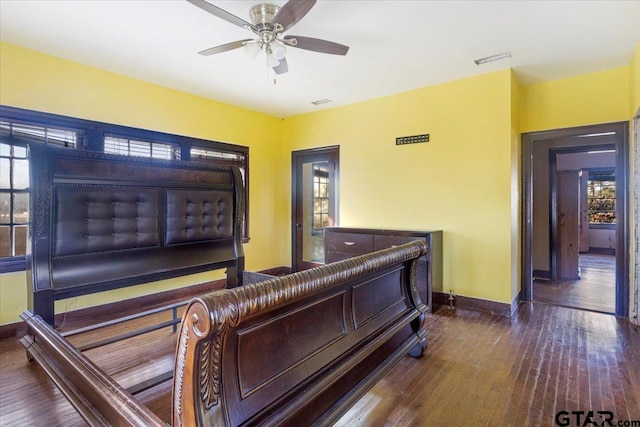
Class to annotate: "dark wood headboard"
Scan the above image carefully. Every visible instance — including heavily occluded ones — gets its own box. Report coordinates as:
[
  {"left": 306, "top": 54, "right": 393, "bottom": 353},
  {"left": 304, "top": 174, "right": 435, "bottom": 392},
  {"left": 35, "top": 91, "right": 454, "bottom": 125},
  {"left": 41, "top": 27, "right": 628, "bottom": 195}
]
[{"left": 27, "top": 144, "right": 245, "bottom": 325}]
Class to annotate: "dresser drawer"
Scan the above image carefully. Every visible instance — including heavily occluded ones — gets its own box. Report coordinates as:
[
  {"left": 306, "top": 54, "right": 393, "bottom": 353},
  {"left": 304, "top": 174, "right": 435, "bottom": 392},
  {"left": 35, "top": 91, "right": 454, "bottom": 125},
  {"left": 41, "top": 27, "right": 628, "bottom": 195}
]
[
  {"left": 374, "top": 235, "right": 428, "bottom": 252},
  {"left": 325, "top": 232, "right": 373, "bottom": 255},
  {"left": 325, "top": 227, "right": 442, "bottom": 314}
]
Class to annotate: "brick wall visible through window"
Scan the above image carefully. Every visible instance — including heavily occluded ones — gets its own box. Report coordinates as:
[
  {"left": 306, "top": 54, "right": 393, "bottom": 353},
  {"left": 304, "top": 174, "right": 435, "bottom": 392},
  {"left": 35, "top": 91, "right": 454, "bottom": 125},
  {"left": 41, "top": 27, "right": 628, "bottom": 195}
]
[{"left": 588, "top": 177, "right": 616, "bottom": 224}]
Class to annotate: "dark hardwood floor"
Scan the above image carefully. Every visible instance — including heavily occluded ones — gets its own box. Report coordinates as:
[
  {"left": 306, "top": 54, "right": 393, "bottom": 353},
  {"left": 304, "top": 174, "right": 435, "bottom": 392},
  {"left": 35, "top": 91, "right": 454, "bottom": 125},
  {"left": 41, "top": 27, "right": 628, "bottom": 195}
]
[
  {"left": 1, "top": 303, "right": 638, "bottom": 426},
  {"left": 534, "top": 253, "right": 616, "bottom": 314}
]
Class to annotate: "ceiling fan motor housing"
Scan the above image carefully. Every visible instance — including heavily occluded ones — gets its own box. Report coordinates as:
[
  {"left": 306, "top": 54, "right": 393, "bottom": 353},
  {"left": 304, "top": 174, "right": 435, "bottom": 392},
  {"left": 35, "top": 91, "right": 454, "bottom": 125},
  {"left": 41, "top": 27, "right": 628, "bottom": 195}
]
[{"left": 250, "top": 4, "right": 280, "bottom": 28}]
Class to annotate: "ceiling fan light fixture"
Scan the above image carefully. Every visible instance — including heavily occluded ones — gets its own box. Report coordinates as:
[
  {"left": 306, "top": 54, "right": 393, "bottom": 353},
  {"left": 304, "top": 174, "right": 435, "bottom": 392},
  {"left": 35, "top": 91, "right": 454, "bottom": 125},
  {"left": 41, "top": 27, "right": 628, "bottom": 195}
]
[
  {"left": 272, "top": 42, "right": 287, "bottom": 60},
  {"left": 244, "top": 41, "right": 262, "bottom": 60}
]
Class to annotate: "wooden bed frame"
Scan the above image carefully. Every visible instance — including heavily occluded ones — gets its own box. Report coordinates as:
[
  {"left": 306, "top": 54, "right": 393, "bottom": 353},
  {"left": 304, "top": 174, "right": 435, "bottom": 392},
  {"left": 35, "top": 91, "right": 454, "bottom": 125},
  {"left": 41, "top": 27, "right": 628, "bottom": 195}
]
[
  {"left": 21, "top": 146, "right": 430, "bottom": 425},
  {"left": 22, "top": 240, "right": 428, "bottom": 426}
]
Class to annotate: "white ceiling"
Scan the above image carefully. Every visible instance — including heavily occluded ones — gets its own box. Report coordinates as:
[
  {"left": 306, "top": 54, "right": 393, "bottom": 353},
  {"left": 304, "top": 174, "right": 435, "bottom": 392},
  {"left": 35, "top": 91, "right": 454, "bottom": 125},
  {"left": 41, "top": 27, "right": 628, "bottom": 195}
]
[{"left": 1, "top": 1, "right": 639, "bottom": 118}]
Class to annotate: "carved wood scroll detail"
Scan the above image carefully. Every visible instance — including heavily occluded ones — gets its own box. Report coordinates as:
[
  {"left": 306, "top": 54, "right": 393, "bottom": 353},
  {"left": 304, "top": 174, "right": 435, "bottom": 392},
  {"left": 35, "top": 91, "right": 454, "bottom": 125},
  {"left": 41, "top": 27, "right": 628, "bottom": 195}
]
[
  {"left": 173, "top": 240, "right": 427, "bottom": 424},
  {"left": 199, "top": 291, "right": 241, "bottom": 409}
]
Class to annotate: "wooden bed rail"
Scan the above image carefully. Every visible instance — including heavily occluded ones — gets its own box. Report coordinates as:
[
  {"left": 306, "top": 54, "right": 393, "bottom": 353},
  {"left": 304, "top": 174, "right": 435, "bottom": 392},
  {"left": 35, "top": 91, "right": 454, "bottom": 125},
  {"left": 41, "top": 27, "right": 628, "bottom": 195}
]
[
  {"left": 21, "top": 240, "right": 428, "bottom": 427},
  {"left": 173, "top": 240, "right": 428, "bottom": 426},
  {"left": 20, "top": 311, "right": 167, "bottom": 427}
]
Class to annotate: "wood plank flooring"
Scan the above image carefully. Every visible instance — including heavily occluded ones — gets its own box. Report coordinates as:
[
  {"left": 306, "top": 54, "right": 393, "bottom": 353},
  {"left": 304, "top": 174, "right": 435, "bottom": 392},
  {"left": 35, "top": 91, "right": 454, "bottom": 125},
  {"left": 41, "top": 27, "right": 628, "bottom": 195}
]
[
  {"left": 1, "top": 303, "right": 639, "bottom": 426},
  {"left": 534, "top": 253, "right": 616, "bottom": 313}
]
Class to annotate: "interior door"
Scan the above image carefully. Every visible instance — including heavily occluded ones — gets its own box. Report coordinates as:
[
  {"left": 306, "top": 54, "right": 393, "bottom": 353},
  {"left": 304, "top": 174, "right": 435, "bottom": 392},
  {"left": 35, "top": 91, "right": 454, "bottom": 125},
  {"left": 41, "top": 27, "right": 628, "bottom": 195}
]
[
  {"left": 292, "top": 147, "right": 339, "bottom": 271},
  {"left": 557, "top": 170, "right": 580, "bottom": 280}
]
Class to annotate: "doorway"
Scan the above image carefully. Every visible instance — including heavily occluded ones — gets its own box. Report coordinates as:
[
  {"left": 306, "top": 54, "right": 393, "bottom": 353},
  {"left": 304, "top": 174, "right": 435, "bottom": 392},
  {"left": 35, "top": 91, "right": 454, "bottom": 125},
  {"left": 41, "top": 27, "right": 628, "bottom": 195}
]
[
  {"left": 291, "top": 146, "right": 339, "bottom": 272},
  {"left": 522, "top": 122, "right": 629, "bottom": 317},
  {"left": 537, "top": 147, "right": 617, "bottom": 313}
]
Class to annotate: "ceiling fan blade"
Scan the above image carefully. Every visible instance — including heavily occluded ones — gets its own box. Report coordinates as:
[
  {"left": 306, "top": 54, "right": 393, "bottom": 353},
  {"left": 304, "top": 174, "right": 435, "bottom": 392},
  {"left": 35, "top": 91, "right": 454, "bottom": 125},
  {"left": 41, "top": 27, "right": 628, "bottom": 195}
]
[
  {"left": 272, "top": 0, "right": 316, "bottom": 32},
  {"left": 198, "top": 39, "right": 253, "bottom": 56},
  {"left": 283, "top": 36, "right": 349, "bottom": 56},
  {"left": 186, "top": 0, "right": 255, "bottom": 30},
  {"left": 273, "top": 57, "right": 289, "bottom": 75}
]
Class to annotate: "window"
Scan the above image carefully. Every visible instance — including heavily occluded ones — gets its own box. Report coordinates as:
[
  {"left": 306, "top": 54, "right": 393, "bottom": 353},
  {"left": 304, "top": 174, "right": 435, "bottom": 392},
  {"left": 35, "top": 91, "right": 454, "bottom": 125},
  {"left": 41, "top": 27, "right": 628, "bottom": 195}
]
[
  {"left": 191, "top": 147, "right": 246, "bottom": 183},
  {"left": 0, "top": 105, "right": 250, "bottom": 272},
  {"left": 587, "top": 171, "right": 615, "bottom": 225},
  {"left": 0, "top": 121, "right": 82, "bottom": 271},
  {"left": 0, "top": 121, "right": 78, "bottom": 148},
  {"left": 0, "top": 142, "right": 29, "bottom": 261},
  {"left": 312, "top": 164, "right": 330, "bottom": 235},
  {"left": 191, "top": 147, "right": 249, "bottom": 238},
  {"left": 104, "top": 135, "right": 180, "bottom": 160}
]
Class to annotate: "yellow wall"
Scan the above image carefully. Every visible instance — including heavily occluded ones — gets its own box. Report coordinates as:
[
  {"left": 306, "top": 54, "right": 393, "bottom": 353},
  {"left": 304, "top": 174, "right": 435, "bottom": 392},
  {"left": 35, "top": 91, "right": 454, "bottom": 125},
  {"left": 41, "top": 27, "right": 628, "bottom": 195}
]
[
  {"left": 0, "top": 42, "right": 288, "bottom": 324},
  {"left": 1, "top": 40, "right": 637, "bottom": 325},
  {"left": 284, "top": 70, "right": 516, "bottom": 304},
  {"left": 520, "top": 67, "right": 630, "bottom": 132},
  {"left": 510, "top": 71, "right": 522, "bottom": 301},
  {"left": 632, "top": 42, "right": 640, "bottom": 116},
  {"left": 0, "top": 272, "right": 26, "bottom": 322}
]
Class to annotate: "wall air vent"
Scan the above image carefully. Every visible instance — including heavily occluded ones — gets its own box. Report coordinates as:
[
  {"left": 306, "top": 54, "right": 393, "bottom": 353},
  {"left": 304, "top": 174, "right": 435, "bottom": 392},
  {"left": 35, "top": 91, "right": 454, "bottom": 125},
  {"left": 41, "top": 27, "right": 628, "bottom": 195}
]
[{"left": 396, "top": 134, "right": 429, "bottom": 145}]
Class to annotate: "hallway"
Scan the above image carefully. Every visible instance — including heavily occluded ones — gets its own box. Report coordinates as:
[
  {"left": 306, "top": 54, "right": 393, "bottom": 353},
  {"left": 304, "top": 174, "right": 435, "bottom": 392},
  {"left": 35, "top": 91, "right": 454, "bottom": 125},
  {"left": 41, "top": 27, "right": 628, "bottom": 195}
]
[{"left": 533, "top": 253, "right": 616, "bottom": 313}]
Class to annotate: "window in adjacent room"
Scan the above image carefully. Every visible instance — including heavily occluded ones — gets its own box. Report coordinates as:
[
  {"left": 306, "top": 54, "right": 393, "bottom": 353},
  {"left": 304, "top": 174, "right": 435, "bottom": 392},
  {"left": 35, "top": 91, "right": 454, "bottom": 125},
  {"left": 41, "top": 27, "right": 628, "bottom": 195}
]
[
  {"left": 311, "top": 164, "right": 330, "bottom": 235},
  {"left": 587, "top": 171, "right": 616, "bottom": 225}
]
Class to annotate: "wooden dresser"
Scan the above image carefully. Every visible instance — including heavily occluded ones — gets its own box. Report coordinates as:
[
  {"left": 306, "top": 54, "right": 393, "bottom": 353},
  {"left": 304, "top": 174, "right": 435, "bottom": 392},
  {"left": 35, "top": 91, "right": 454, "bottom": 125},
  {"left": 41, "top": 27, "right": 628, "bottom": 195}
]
[{"left": 325, "top": 227, "right": 443, "bottom": 312}]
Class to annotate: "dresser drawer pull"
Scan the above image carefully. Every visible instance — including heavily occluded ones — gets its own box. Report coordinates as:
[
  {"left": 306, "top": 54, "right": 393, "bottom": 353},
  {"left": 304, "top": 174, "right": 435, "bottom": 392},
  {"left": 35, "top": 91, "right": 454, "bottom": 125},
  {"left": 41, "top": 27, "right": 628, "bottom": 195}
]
[{"left": 344, "top": 241, "right": 356, "bottom": 246}]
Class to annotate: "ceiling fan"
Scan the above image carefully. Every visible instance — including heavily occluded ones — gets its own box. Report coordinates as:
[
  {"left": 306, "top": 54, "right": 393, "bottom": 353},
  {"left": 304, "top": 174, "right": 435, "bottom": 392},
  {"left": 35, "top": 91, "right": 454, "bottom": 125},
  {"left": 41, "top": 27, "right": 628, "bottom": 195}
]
[{"left": 187, "top": 0, "right": 349, "bottom": 74}]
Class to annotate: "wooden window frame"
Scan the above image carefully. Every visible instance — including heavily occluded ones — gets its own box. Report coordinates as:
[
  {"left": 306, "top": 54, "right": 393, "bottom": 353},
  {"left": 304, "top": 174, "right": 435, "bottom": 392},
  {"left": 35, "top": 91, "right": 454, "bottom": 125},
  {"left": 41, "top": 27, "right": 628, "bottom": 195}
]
[
  {"left": 0, "top": 142, "right": 29, "bottom": 270},
  {"left": 0, "top": 105, "right": 250, "bottom": 273},
  {"left": 311, "top": 163, "right": 330, "bottom": 236}
]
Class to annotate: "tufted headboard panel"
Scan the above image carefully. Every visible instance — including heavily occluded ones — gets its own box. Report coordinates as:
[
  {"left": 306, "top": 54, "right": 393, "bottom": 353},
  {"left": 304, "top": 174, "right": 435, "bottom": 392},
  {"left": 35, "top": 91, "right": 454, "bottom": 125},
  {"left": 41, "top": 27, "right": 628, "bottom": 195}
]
[
  {"left": 54, "top": 186, "right": 160, "bottom": 256},
  {"left": 27, "top": 145, "right": 245, "bottom": 325},
  {"left": 165, "top": 189, "right": 233, "bottom": 245}
]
